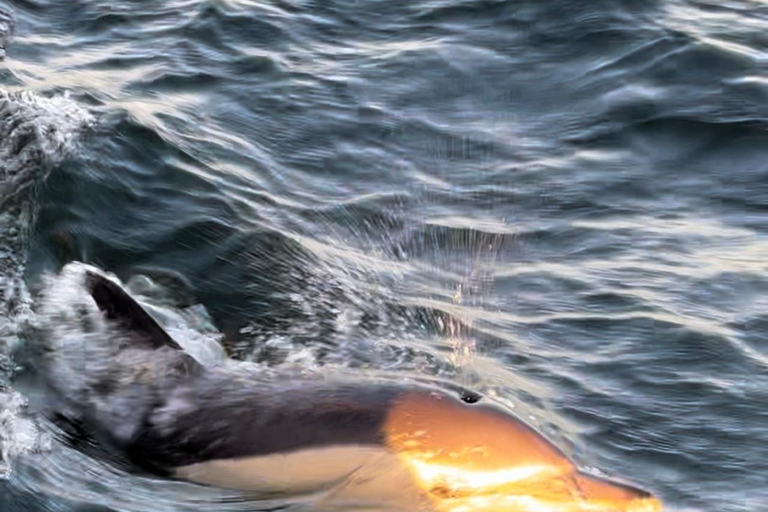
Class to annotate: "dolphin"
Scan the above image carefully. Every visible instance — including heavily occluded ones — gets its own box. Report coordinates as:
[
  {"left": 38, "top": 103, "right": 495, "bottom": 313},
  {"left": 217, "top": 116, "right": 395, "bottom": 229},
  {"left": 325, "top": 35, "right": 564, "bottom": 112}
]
[{"left": 37, "top": 263, "right": 663, "bottom": 512}]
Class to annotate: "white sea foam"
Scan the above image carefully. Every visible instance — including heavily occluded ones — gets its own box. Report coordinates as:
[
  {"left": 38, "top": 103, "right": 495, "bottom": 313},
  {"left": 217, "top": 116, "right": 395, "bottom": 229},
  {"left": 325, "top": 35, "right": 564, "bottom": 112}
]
[
  {"left": 0, "top": 89, "right": 93, "bottom": 479},
  {"left": 0, "top": 389, "right": 50, "bottom": 479},
  {"left": 0, "top": 88, "right": 94, "bottom": 322},
  {"left": 0, "top": 88, "right": 94, "bottom": 169}
]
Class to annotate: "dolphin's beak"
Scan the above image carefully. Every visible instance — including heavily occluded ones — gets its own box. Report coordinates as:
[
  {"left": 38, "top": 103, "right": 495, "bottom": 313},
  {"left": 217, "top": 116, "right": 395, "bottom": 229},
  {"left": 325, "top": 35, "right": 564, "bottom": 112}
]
[
  {"left": 569, "top": 471, "right": 663, "bottom": 512},
  {"left": 400, "top": 452, "right": 664, "bottom": 512},
  {"left": 397, "top": 462, "right": 664, "bottom": 512}
]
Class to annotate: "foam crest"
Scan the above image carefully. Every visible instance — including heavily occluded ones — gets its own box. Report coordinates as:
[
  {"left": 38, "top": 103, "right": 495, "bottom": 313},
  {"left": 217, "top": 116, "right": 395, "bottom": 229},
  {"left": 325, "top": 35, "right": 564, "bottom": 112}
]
[
  {"left": 0, "top": 89, "right": 94, "bottom": 176},
  {"left": 0, "top": 89, "right": 93, "bottom": 333}
]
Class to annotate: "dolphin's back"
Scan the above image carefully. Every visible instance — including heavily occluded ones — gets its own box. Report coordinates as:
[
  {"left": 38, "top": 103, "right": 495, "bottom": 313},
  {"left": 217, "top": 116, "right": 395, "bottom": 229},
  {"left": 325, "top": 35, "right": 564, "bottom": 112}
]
[
  {"left": 127, "top": 373, "right": 403, "bottom": 471},
  {"left": 50, "top": 268, "right": 405, "bottom": 473}
]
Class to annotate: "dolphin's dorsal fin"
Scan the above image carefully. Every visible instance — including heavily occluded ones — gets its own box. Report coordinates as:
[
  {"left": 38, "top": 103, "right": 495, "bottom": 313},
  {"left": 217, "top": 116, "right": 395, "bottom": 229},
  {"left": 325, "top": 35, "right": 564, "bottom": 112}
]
[{"left": 84, "top": 270, "right": 183, "bottom": 351}]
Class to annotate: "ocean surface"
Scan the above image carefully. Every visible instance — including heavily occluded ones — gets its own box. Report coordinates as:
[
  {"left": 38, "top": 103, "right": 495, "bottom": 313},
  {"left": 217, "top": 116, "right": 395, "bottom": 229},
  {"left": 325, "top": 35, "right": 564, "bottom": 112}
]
[{"left": 0, "top": 0, "right": 766, "bottom": 511}]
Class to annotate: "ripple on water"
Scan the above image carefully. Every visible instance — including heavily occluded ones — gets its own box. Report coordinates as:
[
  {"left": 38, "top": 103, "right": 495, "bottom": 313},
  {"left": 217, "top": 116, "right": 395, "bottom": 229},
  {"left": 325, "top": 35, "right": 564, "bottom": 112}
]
[{"left": 0, "top": 1, "right": 765, "bottom": 511}]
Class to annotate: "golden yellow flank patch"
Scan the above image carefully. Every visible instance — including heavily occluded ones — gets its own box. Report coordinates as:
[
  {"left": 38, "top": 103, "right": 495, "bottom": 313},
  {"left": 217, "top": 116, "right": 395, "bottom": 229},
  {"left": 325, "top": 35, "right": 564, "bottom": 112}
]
[{"left": 384, "top": 392, "right": 663, "bottom": 512}]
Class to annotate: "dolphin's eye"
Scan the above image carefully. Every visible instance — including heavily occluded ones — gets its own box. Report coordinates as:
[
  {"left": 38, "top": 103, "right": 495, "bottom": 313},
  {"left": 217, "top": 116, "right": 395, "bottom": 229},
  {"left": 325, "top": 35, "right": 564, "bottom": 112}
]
[{"left": 459, "top": 390, "right": 481, "bottom": 404}]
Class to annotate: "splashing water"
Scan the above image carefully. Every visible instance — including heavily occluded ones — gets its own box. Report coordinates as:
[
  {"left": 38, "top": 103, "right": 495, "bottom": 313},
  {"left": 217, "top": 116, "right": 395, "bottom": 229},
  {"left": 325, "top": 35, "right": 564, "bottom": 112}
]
[
  {"left": 0, "top": 390, "right": 49, "bottom": 479},
  {"left": 0, "top": 87, "right": 93, "bottom": 480},
  {"left": 0, "top": 88, "right": 94, "bottom": 323},
  {"left": 447, "top": 224, "right": 506, "bottom": 371}
]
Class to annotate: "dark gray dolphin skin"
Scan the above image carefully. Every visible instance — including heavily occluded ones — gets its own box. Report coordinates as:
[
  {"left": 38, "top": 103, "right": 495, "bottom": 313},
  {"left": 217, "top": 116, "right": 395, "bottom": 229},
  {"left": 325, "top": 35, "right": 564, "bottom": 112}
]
[{"left": 42, "top": 265, "right": 662, "bottom": 512}]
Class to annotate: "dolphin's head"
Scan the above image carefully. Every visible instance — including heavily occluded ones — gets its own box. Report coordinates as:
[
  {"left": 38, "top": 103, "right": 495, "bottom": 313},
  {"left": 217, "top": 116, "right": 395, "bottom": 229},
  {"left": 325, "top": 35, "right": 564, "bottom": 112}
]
[{"left": 383, "top": 390, "right": 663, "bottom": 512}]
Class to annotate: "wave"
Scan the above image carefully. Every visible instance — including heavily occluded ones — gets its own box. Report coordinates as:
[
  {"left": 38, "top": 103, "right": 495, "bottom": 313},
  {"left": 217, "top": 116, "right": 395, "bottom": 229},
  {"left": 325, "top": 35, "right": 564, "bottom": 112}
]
[
  {"left": 0, "top": 86, "right": 92, "bottom": 480},
  {"left": 0, "top": 88, "right": 93, "bottom": 320}
]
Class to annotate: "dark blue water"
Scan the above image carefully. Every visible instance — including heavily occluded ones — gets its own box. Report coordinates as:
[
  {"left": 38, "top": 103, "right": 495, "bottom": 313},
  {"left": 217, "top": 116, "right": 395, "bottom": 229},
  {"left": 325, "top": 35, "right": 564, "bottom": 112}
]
[{"left": 0, "top": 0, "right": 766, "bottom": 511}]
